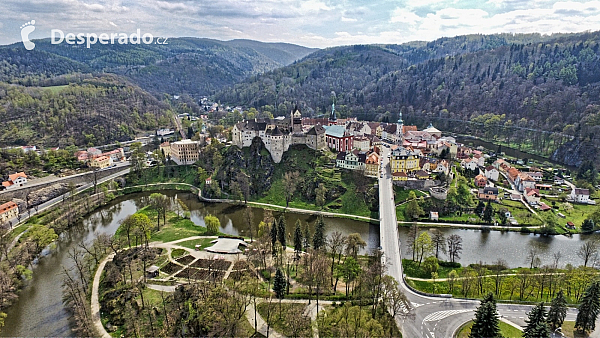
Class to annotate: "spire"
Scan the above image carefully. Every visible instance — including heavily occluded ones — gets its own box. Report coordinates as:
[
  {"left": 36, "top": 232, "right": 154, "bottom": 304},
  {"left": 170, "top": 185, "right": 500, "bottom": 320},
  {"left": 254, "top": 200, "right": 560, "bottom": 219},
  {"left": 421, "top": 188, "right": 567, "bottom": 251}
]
[{"left": 398, "top": 113, "right": 403, "bottom": 125}]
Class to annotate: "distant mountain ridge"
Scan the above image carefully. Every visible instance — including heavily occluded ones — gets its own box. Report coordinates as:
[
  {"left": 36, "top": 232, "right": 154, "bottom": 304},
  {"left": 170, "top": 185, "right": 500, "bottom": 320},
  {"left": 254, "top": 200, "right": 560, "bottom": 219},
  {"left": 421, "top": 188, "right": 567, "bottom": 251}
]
[{"left": 0, "top": 37, "right": 317, "bottom": 97}]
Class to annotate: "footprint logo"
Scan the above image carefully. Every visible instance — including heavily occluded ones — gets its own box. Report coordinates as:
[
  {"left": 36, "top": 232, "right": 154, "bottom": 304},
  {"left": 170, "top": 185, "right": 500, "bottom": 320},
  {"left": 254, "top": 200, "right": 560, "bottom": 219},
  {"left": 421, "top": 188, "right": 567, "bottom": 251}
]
[{"left": 20, "top": 20, "right": 36, "bottom": 51}]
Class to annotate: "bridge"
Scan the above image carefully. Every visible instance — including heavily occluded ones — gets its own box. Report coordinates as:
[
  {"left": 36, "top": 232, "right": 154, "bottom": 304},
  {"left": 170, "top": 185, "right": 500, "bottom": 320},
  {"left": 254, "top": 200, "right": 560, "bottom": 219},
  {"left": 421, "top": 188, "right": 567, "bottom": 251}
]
[{"left": 377, "top": 146, "right": 579, "bottom": 338}]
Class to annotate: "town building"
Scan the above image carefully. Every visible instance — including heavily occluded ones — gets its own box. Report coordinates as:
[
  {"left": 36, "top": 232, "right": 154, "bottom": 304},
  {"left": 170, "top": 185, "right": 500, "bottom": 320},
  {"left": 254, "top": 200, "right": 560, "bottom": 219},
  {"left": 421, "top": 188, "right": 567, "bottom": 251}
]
[
  {"left": 474, "top": 174, "right": 488, "bottom": 187},
  {"left": 392, "top": 171, "right": 408, "bottom": 181},
  {"left": 89, "top": 155, "right": 113, "bottom": 169},
  {"left": 478, "top": 187, "right": 499, "bottom": 200},
  {"left": 336, "top": 150, "right": 366, "bottom": 170},
  {"left": 325, "top": 125, "right": 354, "bottom": 152},
  {"left": 364, "top": 151, "right": 380, "bottom": 177},
  {"left": 2, "top": 172, "right": 27, "bottom": 190},
  {"left": 170, "top": 139, "right": 200, "bottom": 165},
  {"left": 524, "top": 188, "right": 541, "bottom": 205},
  {"left": 390, "top": 147, "right": 420, "bottom": 173},
  {"left": 353, "top": 136, "right": 370, "bottom": 151},
  {"left": 571, "top": 188, "right": 591, "bottom": 204},
  {"left": 460, "top": 158, "right": 478, "bottom": 171},
  {"left": 484, "top": 166, "right": 499, "bottom": 181},
  {"left": 159, "top": 142, "right": 171, "bottom": 157},
  {"left": 0, "top": 201, "right": 18, "bottom": 223}
]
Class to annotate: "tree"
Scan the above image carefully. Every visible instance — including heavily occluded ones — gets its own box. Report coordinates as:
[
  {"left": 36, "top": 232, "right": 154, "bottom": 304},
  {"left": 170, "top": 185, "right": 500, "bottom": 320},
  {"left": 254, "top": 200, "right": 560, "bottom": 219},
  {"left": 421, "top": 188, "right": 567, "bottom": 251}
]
[
  {"left": 236, "top": 172, "right": 250, "bottom": 204},
  {"left": 273, "top": 268, "right": 286, "bottom": 299},
  {"left": 422, "top": 256, "right": 439, "bottom": 275},
  {"left": 327, "top": 231, "right": 346, "bottom": 289},
  {"left": 408, "top": 190, "right": 417, "bottom": 201},
  {"left": 483, "top": 200, "right": 494, "bottom": 223},
  {"left": 577, "top": 240, "right": 598, "bottom": 267},
  {"left": 523, "top": 302, "right": 550, "bottom": 338},
  {"left": 149, "top": 193, "right": 169, "bottom": 230},
  {"left": 547, "top": 290, "right": 567, "bottom": 331},
  {"left": 582, "top": 218, "right": 595, "bottom": 233},
  {"left": 345, "top": 233, "right": 366, "bottom": 259},
  {"left": 269, "top": 220, "right": 279, "bottom": 258},
  {"left": 315, "top": 183, "right": 327, "bottom": 208},
  {"left": 575, "top": 280, "right": 600, "bottom": 333},
  {"left": 475, "top": 200, "right": 485, "bottom": 216},
  {"left": 406, "top": 224, "right": 419, "bottom": 261},
  {"left": 338, "top": 256, "right": 361, "bottom": 297},
  {"left": 415, "top": 232, "right": 434, "bottom": 266},
  {"left": 302, "top": 222, "right": 311, "bottom": 251},
  {"left": 129, "top": 142, "right": 146, "bottom": 178},
  {"left": 430, "top": 229, "right": 446, "bottom": 259},
  {"left": 469, "top": 293, "right": 501, "bottom": 338},
  {"left": 277, "top": 215, "right": 287, "bottom": 248},
  {"left": 313, "top": 216, "right": 326, "bottom": 250},
  {"left": 283, "top": 171, "right": 300, "bottom": 207},
  {"left": 405, "top": 199, "right": 423, "bottom": 220},
  {"left": 28, "top": 224, "right": 58, "bottom": 253},
  {"left": 561, "top": 202, "right": 574, "bottom": 215},
  {"left": 205, "top": 214, "right": 220, "bottom": 235},
  {"left": 293, "top": 220, "right": 303, "bottom": 255},
  {"left": 244, "top": 207, "right": 254, "bottom": 243},
  {"left": 447, "top": 234, "right": 463, "bottom": 263}
]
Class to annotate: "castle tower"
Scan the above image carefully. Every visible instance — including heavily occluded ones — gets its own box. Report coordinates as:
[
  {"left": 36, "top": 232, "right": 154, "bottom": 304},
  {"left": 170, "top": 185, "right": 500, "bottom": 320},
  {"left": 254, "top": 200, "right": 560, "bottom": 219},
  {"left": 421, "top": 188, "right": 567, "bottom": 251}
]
[
  {"left": 292, "top": 105, "right": 302, "bottom": 133},
  {"left": 269, "top": 126, "right": 285, "bottom": 163}
]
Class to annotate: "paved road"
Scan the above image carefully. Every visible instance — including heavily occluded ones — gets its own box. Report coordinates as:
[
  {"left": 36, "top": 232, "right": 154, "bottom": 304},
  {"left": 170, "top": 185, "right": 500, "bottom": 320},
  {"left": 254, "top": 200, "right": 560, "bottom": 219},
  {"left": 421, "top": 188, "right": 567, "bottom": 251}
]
[
  {"left": 377, "top": 146, "right": 580, "bottom": 338},
  {"left": 3, "top": 166, "right": 130, "bottom": 231}
]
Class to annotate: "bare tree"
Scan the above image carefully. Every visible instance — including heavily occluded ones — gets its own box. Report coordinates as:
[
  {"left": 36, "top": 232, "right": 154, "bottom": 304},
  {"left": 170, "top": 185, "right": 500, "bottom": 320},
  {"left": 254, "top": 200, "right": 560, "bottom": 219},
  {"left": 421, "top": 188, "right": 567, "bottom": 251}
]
[
  {"left": 327, "top": 231, "right": 346, "bottom": 290},
  {"left": 491, "top": 259, "right": 507, "bottom": 296},
  {"left": 430, "top": 229, "right": 446, "bottom": 259},
  {"left": 282, "top": 171, "right": 300, "bottom": 207},
  {"left": 406, "top": 224, "right": 419, "bottom": 261},
  {"left": 447, "top": 234, "right": 463, "bottom": 263},
  {"left": 526, "top": 245, "right": 542, "bottom": 269},
  {"left": 236, "top": 172, "right": 250, "bottom": 204},
  {"left": 244, "top": 207, "right": 254, "bottom": 243},
  {"left": 577, "top": 241, "right": 598, "bottom": 267}
]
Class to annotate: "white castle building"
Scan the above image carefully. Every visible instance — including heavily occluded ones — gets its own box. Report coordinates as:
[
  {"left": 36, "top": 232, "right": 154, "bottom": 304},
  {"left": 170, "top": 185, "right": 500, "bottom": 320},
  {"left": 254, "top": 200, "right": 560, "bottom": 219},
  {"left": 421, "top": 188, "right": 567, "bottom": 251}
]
[{"left": 231, "top": 107, "right": 327, "bottom": 163}]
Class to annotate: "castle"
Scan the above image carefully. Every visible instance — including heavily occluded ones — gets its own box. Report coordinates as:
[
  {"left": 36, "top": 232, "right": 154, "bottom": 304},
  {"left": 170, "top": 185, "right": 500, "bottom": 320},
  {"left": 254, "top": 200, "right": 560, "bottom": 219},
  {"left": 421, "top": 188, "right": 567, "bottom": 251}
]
[{"left": 231, "top": 107, "right": 327, "bottom": 163}]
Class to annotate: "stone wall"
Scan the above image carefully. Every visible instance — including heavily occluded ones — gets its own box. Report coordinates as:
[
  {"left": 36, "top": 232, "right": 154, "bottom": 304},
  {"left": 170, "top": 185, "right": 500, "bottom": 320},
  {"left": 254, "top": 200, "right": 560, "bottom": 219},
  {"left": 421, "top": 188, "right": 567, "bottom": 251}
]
[
  {"left": 0, "top": 165, "right": 130, "bottom": 203},
  {"left": 392, "top": 179, "right": 438, "bottom": 190}
]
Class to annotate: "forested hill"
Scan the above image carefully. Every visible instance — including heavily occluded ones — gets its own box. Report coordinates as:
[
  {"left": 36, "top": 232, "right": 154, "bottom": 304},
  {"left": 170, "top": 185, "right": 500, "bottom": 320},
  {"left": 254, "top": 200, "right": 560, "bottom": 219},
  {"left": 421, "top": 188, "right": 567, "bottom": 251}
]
[
  {"left": 0, "top": 38, "right": 317, "bottom": 97},
  {"left": 214, "top": 31, "right": 600, "bottom": 167},
  {"left": 0, "top": 74, "right": 171, "bottom": 147}
]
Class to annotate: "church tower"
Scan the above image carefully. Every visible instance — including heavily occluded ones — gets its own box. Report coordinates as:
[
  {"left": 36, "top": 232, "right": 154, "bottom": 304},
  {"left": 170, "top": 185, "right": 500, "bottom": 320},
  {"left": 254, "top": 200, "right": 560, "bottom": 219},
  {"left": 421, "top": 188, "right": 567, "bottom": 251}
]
[
  {"left": 396, "top": 113, "right": 404, "bottom": 144},
  {"left": 328, "top": 102, "right": 337, "bottom": 126}
]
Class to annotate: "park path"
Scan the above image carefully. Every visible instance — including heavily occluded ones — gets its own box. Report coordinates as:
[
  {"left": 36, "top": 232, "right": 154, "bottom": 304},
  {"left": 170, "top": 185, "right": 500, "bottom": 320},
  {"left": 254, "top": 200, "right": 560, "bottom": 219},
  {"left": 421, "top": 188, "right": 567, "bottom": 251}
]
[
  {"left": 91, "top": 253, "right": 115, "bottom": 338},
  {"left": 405, "top": 271, "right": 565, "bottom": 282}
]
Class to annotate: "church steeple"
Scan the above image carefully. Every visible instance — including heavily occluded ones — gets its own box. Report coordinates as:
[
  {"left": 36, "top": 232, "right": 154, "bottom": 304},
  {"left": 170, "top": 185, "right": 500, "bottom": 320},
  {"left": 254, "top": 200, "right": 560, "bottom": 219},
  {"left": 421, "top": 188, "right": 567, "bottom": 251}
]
[{"left": 329, "top": 101, "right": 337, "bottom": 125}]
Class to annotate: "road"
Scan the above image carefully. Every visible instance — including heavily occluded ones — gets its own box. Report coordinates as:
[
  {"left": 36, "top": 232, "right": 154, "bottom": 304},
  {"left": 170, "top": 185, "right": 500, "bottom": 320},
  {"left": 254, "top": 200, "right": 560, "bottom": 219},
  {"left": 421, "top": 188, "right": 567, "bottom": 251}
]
[
  {"left": 3, "top": 165, "right": 131, "bottom": 230},
  {"left": 377, "top": 146, "right": 579, "bottom": 338}
]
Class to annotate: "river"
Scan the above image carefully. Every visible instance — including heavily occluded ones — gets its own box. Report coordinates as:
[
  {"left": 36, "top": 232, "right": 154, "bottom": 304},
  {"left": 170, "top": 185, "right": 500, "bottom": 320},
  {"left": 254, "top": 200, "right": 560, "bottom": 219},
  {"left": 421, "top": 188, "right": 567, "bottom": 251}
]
[{"left": 2, "top": 191, "right": 598, "bottom": 336}]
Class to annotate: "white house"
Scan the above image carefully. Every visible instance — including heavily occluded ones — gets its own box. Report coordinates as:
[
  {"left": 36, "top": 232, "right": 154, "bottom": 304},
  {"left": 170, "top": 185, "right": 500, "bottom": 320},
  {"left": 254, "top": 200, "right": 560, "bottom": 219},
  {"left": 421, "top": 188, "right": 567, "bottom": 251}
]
[
  {"left": 336, "top": 151, "right": 366, "bottom": 170},
  {"left": 571, "top": 188, "right": 590, "bottom": 204},
  {"left": 2, "top": 172, "right": 27, "bottom": 190},
  {"left": 484, "top": 166, "right": 500, "bottom": 182},
  {"left": 461, "top": 158, "right": 478, "bottom": 171},
  {"left": 473, "top": 154, "right": 485, "bottom": 167}
]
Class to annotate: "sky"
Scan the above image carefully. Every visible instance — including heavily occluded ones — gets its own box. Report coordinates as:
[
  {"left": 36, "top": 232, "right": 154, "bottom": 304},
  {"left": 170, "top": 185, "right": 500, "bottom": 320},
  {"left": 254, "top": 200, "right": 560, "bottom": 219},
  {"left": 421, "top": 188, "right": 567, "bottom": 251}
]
[{"left": 1, "top": 0, "right": 600, "bottom": 47}]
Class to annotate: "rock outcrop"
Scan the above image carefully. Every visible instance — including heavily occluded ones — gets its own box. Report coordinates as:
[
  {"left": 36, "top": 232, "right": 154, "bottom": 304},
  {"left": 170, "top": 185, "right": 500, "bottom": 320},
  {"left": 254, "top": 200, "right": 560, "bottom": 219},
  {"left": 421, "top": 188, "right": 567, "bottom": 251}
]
[{"left": 27, "top": 183, "right": 70, "bottom": 207}]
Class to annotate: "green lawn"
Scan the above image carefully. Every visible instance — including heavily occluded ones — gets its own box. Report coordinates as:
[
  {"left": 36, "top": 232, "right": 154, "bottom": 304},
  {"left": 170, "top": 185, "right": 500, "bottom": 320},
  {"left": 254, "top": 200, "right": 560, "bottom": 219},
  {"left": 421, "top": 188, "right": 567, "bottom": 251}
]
[
  {"left": 560, "top": 321, "right": 588, "bottom": 338},
  {"left": 41, "top": 85, "right": 69, "bottom": 93},
  {"left": 256, "top": 302, "right": 311, "bottom": 337},
  {"left": 456, "top": 320, "right": 522, "bottom": 338},
  {"left": 175, "top": 237, "right": 215, "bottom": 250},
  {"left": 171, "top": 248, "right": 187, "bottom": 259}
]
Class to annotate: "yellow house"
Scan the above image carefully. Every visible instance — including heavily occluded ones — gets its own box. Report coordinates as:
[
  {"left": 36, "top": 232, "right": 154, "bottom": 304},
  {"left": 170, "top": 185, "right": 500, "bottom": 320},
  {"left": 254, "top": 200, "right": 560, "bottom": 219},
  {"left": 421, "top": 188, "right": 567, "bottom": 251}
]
[
  {"left": 392, "top": 171, "right": 408, "bottom": 181},
  {"left": 159, "top": 142, "right": 171, "bottom": 157},
  {"left": 89, "top": 155, "right": 113, "bottom": 169},
  {"left": 390, "top": 147, "right": 420, "bottom": 173}
]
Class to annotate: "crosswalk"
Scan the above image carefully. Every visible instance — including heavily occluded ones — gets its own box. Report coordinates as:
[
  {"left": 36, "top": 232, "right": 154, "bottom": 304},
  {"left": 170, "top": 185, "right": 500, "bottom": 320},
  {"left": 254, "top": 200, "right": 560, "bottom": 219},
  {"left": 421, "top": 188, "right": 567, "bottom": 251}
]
[{"left": 423, "top": 309, "right": 473, "bottom": 322}]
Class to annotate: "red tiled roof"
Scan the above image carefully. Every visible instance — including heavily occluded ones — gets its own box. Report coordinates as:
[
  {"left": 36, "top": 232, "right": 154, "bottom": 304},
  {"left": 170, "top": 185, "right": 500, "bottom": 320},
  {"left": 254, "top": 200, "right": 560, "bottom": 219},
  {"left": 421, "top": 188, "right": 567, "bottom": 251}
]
[
  {"left": 8, "top": 172, "right": 26, "bottom": 182},
  {"left": 0, "top": 201, "right": 17, "bottom": 214}
]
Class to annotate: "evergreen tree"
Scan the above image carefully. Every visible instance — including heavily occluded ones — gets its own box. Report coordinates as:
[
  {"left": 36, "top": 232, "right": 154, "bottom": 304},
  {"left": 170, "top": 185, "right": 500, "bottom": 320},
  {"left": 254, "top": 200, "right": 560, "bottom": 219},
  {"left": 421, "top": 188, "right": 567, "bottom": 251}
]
[
  {"left": 294, "top": 220, "right": 303, "bottom": 254},
  {"left": 523, "top": 302, "right": 550, "bottom": 338},
  {"left": 475, "top": 200, "right": 485, "bottom": 216},
  {"left": 575, "top": 280, "right": 600, "bottom": 333},
  {"left": 582, "top": 219, "right": 595, "bottom": 232},
  {"left": 470, "top": 293, "right": 501, "bottom": 338},
  {"left": 313, "top": 216, "right": 326, "bottom": 250},
  {"left": 547, "top": 290, "right": 567, "bottom": 331},
  {"left": 270, "top": 219, "right": 278, "bottom": 257},
  {"left": 278, "top": 215, "right": 287, "bottom": 248},
  {"left": 483, "top": 200, "right": 494, "bottom": 223},
  {"left": 273, "top": 268, "right": 286, "bottom": 299},
  {"left": 303, "top": 222, "right": 311, "bottom": 251}
]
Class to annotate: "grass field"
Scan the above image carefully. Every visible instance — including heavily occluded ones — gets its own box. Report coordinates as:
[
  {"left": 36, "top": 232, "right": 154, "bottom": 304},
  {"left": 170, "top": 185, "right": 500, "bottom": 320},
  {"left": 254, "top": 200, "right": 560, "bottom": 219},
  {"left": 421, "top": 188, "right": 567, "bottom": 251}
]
[
  {"left": 456, "top": 320, "right": 522, "bottom": 338},
  {"left": 175, "top": 237, "right": 215, "bottom": 250},
  {"left": 41, "top": 85, "right": 69, "bottom": 93}
]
